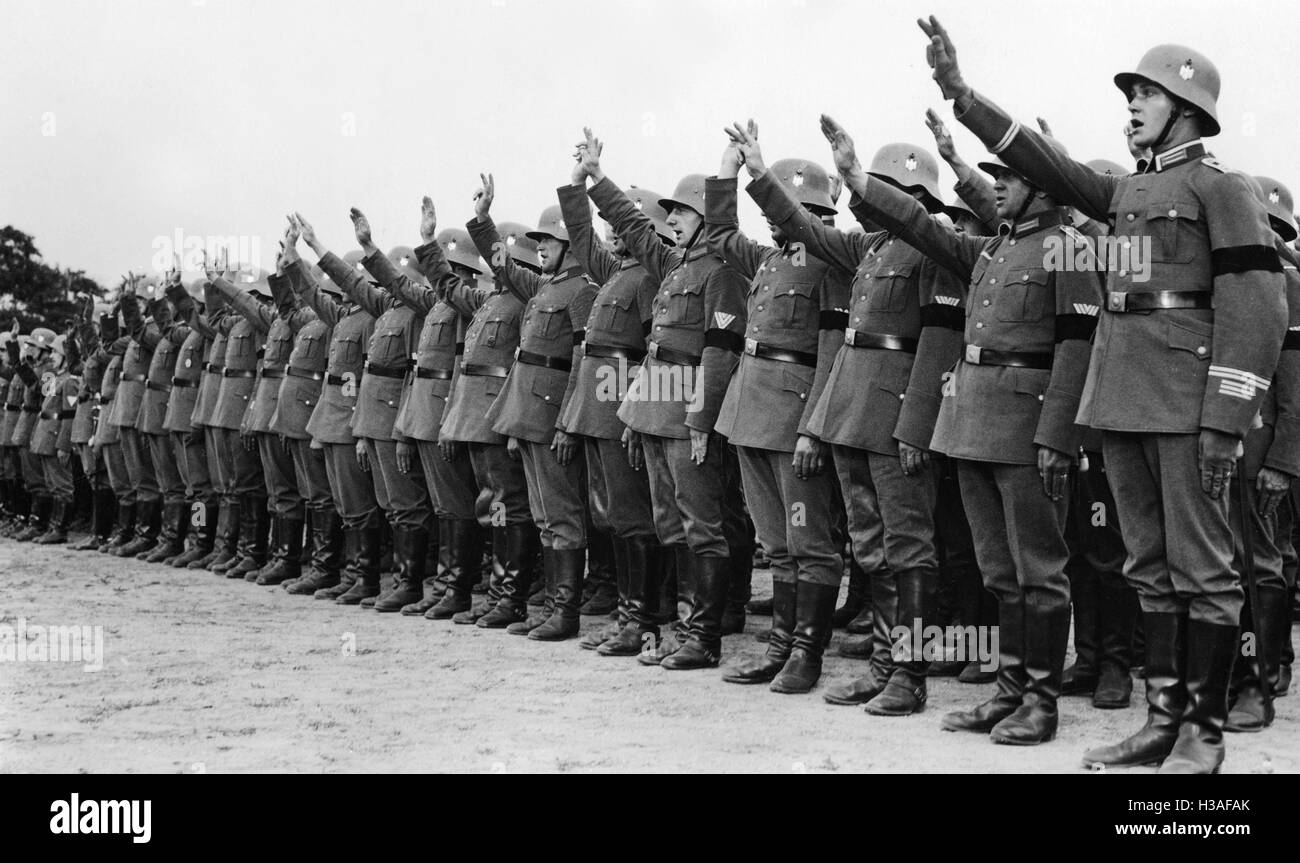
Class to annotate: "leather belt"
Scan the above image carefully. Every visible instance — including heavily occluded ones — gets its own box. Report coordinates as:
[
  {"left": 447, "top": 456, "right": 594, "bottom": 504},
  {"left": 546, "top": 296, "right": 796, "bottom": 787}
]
[
  {"left": 326, "top": 373, "right": 351, "bottom": 386},
  {"left": 146, "top": 380, "right": 172, "bottom": 393},
  {"left": 585, "top": 343, "right": 647, "bottom": 363},
  {"left": 515, "top": 349, "right": 571, "bottom": 372},
  {"left": 171, "top": 377, "right": 199, "bottom": 388},
  {"left": 222, "top": 368, "right": 257, "bottom": 379},
  {"left": 647, "top": 341, "right": 701, "bottom": 367},
  {"left": 288, "top": 367, "right": 325, "bottom": 381},
  {"left": 40, "top": 410, "right": 74, "bottom": 420},
  {"left": 77, "top": 393, "right": 91, "bottom": 404},
  {"left": 121, "top": 373, "right": 147, "bottom": 382},
  {"left": 1105, "top": 290, "right": 1212, "bottom": 313},
  {"left": 460, "top": 363, "right": 510, "bottom": 378},
  {"left": 363, "top": 361, "right": 410, "bottom": 379},
  {"left": 963, "top": 345, "right": 1052, "bottom": 369},
  {"left": 415, "top": 367, "right": 454, "bottom": 380},
  {"left": 844, "top": 329, "right": 918, "bottom": 353},
  {"left": 743, "top": 339, "right": 816, "bottom": 367},
  {"left": 5, "top": 404, "right": 20, "bottom": 412},
  {"left": 22, "top": 405, "right": 39, "bottom": 414},
  {"left": 259, "top": 367, "right": 286, "bottom": 380},
  {"left": 99, "top": 396, "right": 112, "bottom": 405},
  {"left": 204, "top": 363, "right": 223, "bottom": 374}
]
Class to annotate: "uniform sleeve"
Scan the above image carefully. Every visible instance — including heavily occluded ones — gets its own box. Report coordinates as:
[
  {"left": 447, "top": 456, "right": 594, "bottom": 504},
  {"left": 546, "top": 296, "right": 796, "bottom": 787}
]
[
  {"left": 558, "top": 183, "right": 619, "bottom": 285},
  {"left": 955, "top": 90, "right": 1119, "bottom": 222},
  {"left": 747, "top": 171, "right": 864, "bottom": 275},
  {"left": 798, "top": 266, "right": 852, "bottom": 437},
  {"left": 896, "top": 260, "right": 966, "bottom": 448},
  {"left": 953, "top": 174, "right": 998, "bottom": 229},
  {"left": 414, "top": 241, "right": 483, "bottom": 316},
  {"left": 852, "top": 178, "right": 985, "bottom": 285},
  {"left": 386, "top": 245, "right": 438, "bottom": 314},
  {"left": 213, "top": 276, "right": 275, "bottom": 335},
  {"left": 1198, "top": 170, "right": 1287, "bottom": 438},
  {"left": 557, "top": 279, "right": 599, "bottom": 429},
  {"left": 349, "top": 251, "right": 398, "bottom": 317},
  {"left": 1265, "top": 255, "right": 1300, "bottom": 476},
  {"left": 688, "top": 265, "right": 747, "bottom": 433},
  {"left": 1035, "top": 262, "right": 1104, "bottom": 454},
  {"left": 587, "top": 176, "right": 680, "bottom": 286},
  {"left": 705, "top": 176, "right": 766, "bottom": 280},
  {"left": 56, "top": 376, "right": 78, "bottom": 451},
  {"left": 467, "top": 215, "right": 541, "bottom": 303}
]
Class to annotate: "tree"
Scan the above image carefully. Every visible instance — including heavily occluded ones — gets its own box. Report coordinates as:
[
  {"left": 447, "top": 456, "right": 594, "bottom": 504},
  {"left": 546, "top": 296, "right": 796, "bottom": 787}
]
[{"left": 0, "top": 226, "right": 106, "bottom": 333}]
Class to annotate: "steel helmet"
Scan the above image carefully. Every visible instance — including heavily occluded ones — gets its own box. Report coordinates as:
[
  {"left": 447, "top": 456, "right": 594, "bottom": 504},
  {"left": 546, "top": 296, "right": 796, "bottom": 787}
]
[
  {"left": 1086, "top": 158, "right": 1130, "bottom": 178},
  {"left": 942, "top": 199, "right": 990, "bottom": 234},
  {"left": 29, "top": 327, "right": 57, "bottom": 351},
  {"left": 622, "top": 186, "right": 673, "bottom": 245},
  {"left": 1254, "top": 176, "right": 1298, "bottom": 243},
  {"left": 186, "top": 278, "right": 207, "bottom": 303},
  {"left": 437, "top": 228, "right": 484, "bottom": 274},
  {"left": 342, "top": 250, "right": 367, "bottom": 273},
  {"left": 1114, "top": 45, "right": 1221, "bottom": 136},
  {"left": 525, "top": 205, "right": 570, "bottom": 244},
  {"left": 770, "top": 158, "right": 836, "bottom": 215},
  {"left": 388, "top": 245, "right": 426, "bottom": 285},
  {"left": 659, "top": 174, "right": 708, "bottom": 217},
  {"left": 136, "top": 273, "right": 162, "bottom": 301},
  {"left": 495, "top": 222, "right": 541, "bottom": 271},
  {"left": 233, "top": 266, "right": 272, "bottom": 300},
  {"left": 868, "top": 144, "right": 942, "bottom": 212},
  {"left": 51, "top": 334, "right": 67, "bottom": 358}
]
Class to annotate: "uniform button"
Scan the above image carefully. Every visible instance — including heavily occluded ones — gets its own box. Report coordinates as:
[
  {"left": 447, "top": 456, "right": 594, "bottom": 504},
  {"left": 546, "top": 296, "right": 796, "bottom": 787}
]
[
  {"left": 544, "top": 395, "right": 550, "bottom": 401},
  {"left": 1009, "top": 239, "right": 1016, "bottom": 246},
  {"left": 757, "top": 305, "right": 764, "bottom": 311},
  {"left": 1119, "top": 269, "right": 1128, "bottom": 277},
  {"left": 1168, "top": 209, "right": 1178, "bottom": 218},
  {"left": 854, "top": 317, "right": 861, "bottom": 323},
  {"left": 655, "top": 326, "right": 662, "bottom": 331},
  {"left": 887, "top": 239, "right": 893, "bottom": 245},
  {"left": 1037, "top": 395, "right": 1044, "bottom": 402},
  {"left": 975, "top": 322, "right": 984, "bottom": 329},
  {"left": 798, "top": 393, "right": 806, "bottom": 401},
  {"left": 1126, "top": 213, "right": 1135, "bottom": 222},
  {"left": 989, "top": 278, "right": 997, "bottom": 284},
  {"left": 888, "top": 270, "right": 896, "bottom": 276},
  {"left": 898, "top": 393, "right": 905, "bottom": 401},
  {"left": 1021, "top": 274, "right": 1028, "bottom": 281},
  {"left": 764, "top": 286, "right": 770, "bottom": 291},
  {"left": 982, "top": 300, "right": 990, "bottom": 307},
  {"left": 998, "top": 257, "right": 1005, "bottom": 263},
  {"left": 787, "top": 289, "right": 795, "bottom": 295},
  {"left": 1196, "top": 346, "right": 1207, "bottom": 355},
  {"left": 863, "top": 274, "right": 871, "bottom": 279}
]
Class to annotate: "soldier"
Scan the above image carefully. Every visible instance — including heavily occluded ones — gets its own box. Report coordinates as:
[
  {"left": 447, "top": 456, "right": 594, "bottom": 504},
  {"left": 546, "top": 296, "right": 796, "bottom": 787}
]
[
  {"left": 290, "top": 217, "right": 385, "bottom": 606},
  {"left": 206, "top": 265, "right": 273, "bottom": 578},
  {"left": 0, "top": 329, "right": 22, "bottom": 530},
  {"left": 414, "top": 219, "right": 540, "bottom": 629},
  {"left": 467, "top": 178, "right": 598, "bottom": 641},
  {"left": 555, "top": 174, "right": 677, "bottom": 655},
  {"left": 27, "top": 333, "right": 79, "bottom": 544},
  {"left": 13, "top": 327, "right": 60, "bottom": 542},
  {"left": 162, "top": 279, "right": 220, "bottom": 568},
  {"left": 68, "top": 300, "right": 117, "bottom": 551},
  {"left": 1222, "top": 176, "right": 1300, "bottom": 732},
  {"left": 922, "top": 18, "right": 1286, "bottom": 770},
  {"left": 108, "top": 275, "right": 163, "bottom": 557},
  {"left": 578, "top": 131, "right": 751, "bottom": 669},
  {"left": 731, "top": 122, "right": 965, "bottom": 712},
  {"left": 88, "top": 307, "right": 135, "bottom": 553},
  {"left": 703, "top": 138, "right": 850, "bottom": 694},
  {"left": 275, "top": 250, "right": 344, "bottom": 598},
  {"left": 379, "top": 203, "right": 487, "bottom": 620}
]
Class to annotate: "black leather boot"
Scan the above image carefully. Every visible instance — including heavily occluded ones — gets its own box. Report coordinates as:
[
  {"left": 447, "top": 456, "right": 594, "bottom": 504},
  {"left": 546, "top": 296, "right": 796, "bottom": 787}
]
[
  {"left": 943, "top": 599, "right": 1027, "bottom": 732},
  {"left": 530, "top": 548, "right": 587, "bottom": 640},
  {"left": 288, "top": 509, "right": 343, "bottom": 595},
  {"left": 991, "top": 602, "right": 1070, "bottom": 745},
  {"left": 194, "top": 501, "right": 238, "bottom": 570},
  {"left": 1160, "top": 620, "right": 1238, "bottom": 774},
  {"left": 35, "top": 496, "right": 71, "bottom": 545},
  {"left": 846, "top": 565, "right": 889, "bottom": 635},
  {"left": 509, "top": 547, "right": 556, "bottom": 635},
  {"left": 866, "top": 568, "right": 937, "bottom": 714},
  {"left": 335, "top": 523, "right": 382, "bottom": 605},
  {"left": 599, "top": 536, "right": 663, "bottom": 656},
  {"left": 1061, "top": 561, "right": 1100, "bottom": 696},
  {"left": 143, "top": 500, "right": 187, "bottom": 562},
  {"left": 427, "top": 519, "right": 480, "bottom": 619},
  {"left": 1227, "top": 586, "right": 1286, "bottom": 732},
  {"left": 956, "top": 567, "right": 998, "bottom": 683},
  {"left": 827, "top": 569, "right": 899, "bottom": 704},
  {"left": 640, "top": 544, "right": 692, "bottom": 665},
  {"left": 456, "top": 525, "right": 505, "bottom": 624},
  {"left": 172, "top": 502, "right": 216, "bottom": 567},
  {"left": 256, "top": 516, "right": 304, "bottom": 585},
  {"left": 723, "top": 579, "right": 795, "bottom": 684},
  {"left": 832, "top": 558, "right": 869, "bottom": 628},
  {"left": 478, "top": 522, "right": 538, "bottom": 628},
  {"left": 245, "top": 514, "right": 282, "bottom": 582},
  {"left": 582, "top": 535, "right": 628, "bottom": 649},
  {"left": 1093, "top": 571, "right": 1140, "bottom": 709},
  {"left": 661, "top": 554, "right": 729, "bottom": 670},
  {"left": 115, "top": 498, "right": 160, "bottom": 556},
  {"left": 73, "top": 488, "right": 116, "bottom": 550},
  {"left": 399, "top": 517, "right": 447, "bottom": 615},
  {"left": 16, "top": 494, "right": 52, "bottom": 542},
  {"left": 722, "top": 540, "right": 753, "bottom": 635},
  {"left": 226, "top": 502, "right": 269, "bottom": 578},
  {"left": 771, "top": 581, "right": 839, "bottom": 693},
  {"left": 579, "top": 529, "right": 618, "bottom": 616},
  {"left": 101, "top": 499, "right": 135, "bottom": 553},
  {"left": 374, "top": 525, "right": 428, "bottom": 612},
  {"left": 1082, "top": 612, "right": 1185, "bottom": 767}
]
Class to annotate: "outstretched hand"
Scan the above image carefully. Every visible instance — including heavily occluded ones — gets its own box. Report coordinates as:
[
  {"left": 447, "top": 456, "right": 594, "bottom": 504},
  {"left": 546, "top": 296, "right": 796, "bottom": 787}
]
[
  {"left": 473, "top": 173, "right": 495, "bottom": 221},
  {"left": 724, "top": 119, "right": 766, "bottom": 177},
  {"left": 420, "top": 196, "right": 438, "bottom": 242},
  {"left": 918, "top": 15, "right": 969, "bottom": 101},
  {"left": 819, "top": 114, "right": 861, "bottom": 177},
  {"left": 575, "top": 127, "right": 604, "bottom": 183},
  {"left": 924, "top": 108, "right": 957, "bottom": 161},
  {"left": 350, "top": 207, "right": 375, "bottom": 252}
]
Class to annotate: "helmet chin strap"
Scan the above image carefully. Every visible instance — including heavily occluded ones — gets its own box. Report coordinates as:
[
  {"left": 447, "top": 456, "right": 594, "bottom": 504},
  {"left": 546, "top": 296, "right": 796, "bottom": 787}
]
[
  {"left": 1150, "top": 100, "right": 1182, "bottom": 154},
  {"left": 684, "top": 219, "right": 704, "bottom": 251}
]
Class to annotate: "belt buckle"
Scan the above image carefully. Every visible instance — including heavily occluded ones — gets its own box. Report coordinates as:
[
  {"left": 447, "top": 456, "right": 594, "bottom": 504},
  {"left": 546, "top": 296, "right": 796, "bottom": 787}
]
[
  {"left": 964, "top": 344, "right": 982, "bottom": 365},
  {"left": 844, "top": 327, "right": 856, "bottom": 346},
  {"left": 513, "top": 347, "right": 522, "bottom": 361},
  {"left": 744, "top": 338, "right": 758, "bottom": 356},
  {"left": 1107, "top": 291, "right": 1128, "bottom": 312}
]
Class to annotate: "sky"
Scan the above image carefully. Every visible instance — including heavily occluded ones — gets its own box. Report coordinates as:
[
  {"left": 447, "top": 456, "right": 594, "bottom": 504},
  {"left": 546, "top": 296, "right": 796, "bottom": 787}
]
[{"left": 3, "top": 0, "right": 1297, "bottom": 285}]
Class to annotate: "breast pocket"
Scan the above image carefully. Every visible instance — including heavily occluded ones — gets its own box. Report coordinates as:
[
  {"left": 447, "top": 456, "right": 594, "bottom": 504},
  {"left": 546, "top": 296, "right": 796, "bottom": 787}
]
[
  {"left": 531, "top": 305, "right": 569, "bottom": 340},
  {"left": 373, "top": 327, "right": 404, "bottom": 360},
  {"left": 995, "top": 269, "right": 1050, "bottom": 322},
  {"left": 667, "top": 281, "right": 704, "bottom": 325},
  {"left": 334, "top": 333, "right": 363, "bottom": 366},
  {"left": 593, "top": 292, "right": 634, "bottom": 333},
  {"left": 863, "top": 263, "right": 914, "bottom": 313},
  {"left": 482, "top": 315, "right": 518, "bottom": 347},
  {"left": 269, "top": 331, "right": 294, "bottom": 361},
  {"left": 772, "top": 279, "right": 820, "bottom": 329},
  {"left": 300, "top": 332, "right": 326, "bottom": 363},
  {"left": 1146, "top": 201, "right": 1200, "bottom": 264}
]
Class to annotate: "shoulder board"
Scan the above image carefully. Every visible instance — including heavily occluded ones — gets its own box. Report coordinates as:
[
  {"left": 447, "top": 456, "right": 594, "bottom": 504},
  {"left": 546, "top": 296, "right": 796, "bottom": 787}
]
[
  {"left": 1201, "top": 156, "right": 1228, "bottom": 174},
  {"left": 1060, "top": 225, "right": 1088, "bottom": 243}
]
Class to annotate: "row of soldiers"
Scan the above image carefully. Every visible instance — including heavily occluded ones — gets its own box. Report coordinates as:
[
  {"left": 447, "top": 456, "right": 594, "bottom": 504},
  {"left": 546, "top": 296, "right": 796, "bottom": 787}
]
[{"left": 4, "top": 21, "right": 1296, "bottom": 773}]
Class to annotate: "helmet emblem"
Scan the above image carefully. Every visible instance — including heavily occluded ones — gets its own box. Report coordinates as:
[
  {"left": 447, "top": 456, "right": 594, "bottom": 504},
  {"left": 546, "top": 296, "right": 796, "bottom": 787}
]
[
  {"left": 1179, "top": 60, "right": 1194, "bottom": 80},
  {"left": 506, "top": 235, "right": 516, "bottom": 246},
  {"left": 792, "top": 169, "right": 805, "bottom": 188},
  {"left": 1270, "top": 190, "right": 1281, "bottom": 204},
  {"left": 448, "top": 240, "right": 457, "bottom": 251},
  {"left": 558, "top": 219, "right": 565, "bottom": 228},
  {"left": 905, "top": 154, "right": 918, "bottom": 172},
  {"left": 634, "top": 198, "right": 644, "bottom": 210}
]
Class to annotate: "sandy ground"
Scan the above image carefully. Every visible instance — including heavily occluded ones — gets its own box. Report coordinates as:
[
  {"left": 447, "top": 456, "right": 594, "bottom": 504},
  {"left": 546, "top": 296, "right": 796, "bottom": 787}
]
[{"left": 1, "top": 536, "right": 1297, "bottom": 774}]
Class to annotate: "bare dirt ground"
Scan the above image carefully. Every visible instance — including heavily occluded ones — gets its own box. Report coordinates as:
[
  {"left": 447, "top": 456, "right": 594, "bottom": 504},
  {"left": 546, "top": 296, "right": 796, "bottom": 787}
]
[{"left": 1, "top": 536, "right": 1297, "bottom": 774}]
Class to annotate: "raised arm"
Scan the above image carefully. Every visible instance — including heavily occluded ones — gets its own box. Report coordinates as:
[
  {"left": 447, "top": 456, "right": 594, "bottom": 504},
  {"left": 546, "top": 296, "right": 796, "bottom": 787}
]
[
  {"left": 213, "top": 277, "right": 274, "bottom": 334},
  {"left": 704, "top": 142, "right": 768, "bottom": 281},
  {"left": 557, "top": 181, "right": 619, "bottom": 285},
  {"left": 414, "top": 240, "right": 485, "bottom": 317},
  {"left": 467, "top": 213, "right": 541, "bottom": 303}
]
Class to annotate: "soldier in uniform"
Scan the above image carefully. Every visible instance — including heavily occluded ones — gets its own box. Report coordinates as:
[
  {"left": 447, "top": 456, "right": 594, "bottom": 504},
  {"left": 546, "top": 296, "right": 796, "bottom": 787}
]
[
  {"left": 87, "top": 308, "right": 135, "bottom": 553},
  {"left": 1222, "top": 176, "right": 1300, "bottom": 733},
  {"left": 414, "top": 219, "right": 540, "bottom": 629},
  {"left": 578, "top": 131, "right": 751, "bottom": 669},
  {"left": 12, "top": 327, "right": 59, "bottom": 541},
  {"left": 28, "top": 333, "right": 79, "bottom": 544},
  {"left": 732, "top": 124, "right": 965, "bottom": 712},
  {"left": 382, "top": 204, "right": 486, "bottom": 620},
  {"left": 68, "top": 301, "right": 118, "bottom": 551},
  {"left": 923, "top": 19, "right": 1286, "bottom": 770},
  {"left": 0, "top": 328, "right": 28, "bottom": 535},
  {"left": 162, "top": 279, "right": 220, "bottom": 568},
  {"left": 704, "top": 139, "right": 850, "bottom": 694},
  {"left": 467, "top": 180, "right": 598, "bottom": 641},
  {"left": 556, "top": 175, "right": 676, "bottom": 655}
]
